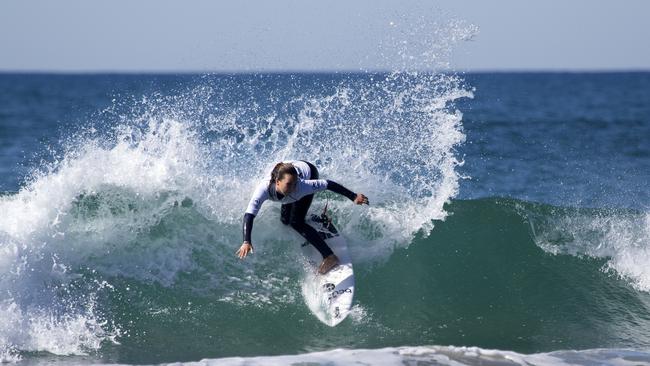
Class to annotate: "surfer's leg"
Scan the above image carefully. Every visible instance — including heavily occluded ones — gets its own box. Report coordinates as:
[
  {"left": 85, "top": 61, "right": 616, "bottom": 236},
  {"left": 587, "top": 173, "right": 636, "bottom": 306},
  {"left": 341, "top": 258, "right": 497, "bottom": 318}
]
[
  {"left": 280, "top": 203, "right": 292, "bottom": 225},
  {"left": 282, "top": 202, "right": 333, "bottom": 258},
  {"left": 291, "top": 221, "right": 334, "bottom": 258},
  {"left": 281, "top": 199, "right": 333, "bottom": 257},
  {"left": 289, "top": 194, "right": 335, "bottom": 258}
]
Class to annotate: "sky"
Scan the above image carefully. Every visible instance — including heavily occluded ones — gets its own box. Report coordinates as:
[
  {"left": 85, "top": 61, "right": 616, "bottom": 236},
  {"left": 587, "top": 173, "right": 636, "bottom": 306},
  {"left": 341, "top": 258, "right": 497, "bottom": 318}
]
[{"left": 1, "top": 0, "right": 649, "bottom": 72}]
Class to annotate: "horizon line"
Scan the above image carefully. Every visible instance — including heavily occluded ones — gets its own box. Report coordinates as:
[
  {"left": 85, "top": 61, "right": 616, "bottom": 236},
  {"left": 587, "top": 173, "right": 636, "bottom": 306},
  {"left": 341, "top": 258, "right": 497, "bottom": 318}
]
[{"left": 1, "top": 67, "right": 650, "bottom": 75}]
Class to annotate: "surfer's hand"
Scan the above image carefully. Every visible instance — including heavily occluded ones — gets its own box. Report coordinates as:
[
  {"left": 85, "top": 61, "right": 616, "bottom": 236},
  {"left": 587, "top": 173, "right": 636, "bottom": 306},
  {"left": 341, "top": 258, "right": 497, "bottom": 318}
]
[
  {"left": 354, "top": 193, "right": 369, "bottom": 205},
  {"left": 236, "top": 242, "right": 253, "bottom": 259}
]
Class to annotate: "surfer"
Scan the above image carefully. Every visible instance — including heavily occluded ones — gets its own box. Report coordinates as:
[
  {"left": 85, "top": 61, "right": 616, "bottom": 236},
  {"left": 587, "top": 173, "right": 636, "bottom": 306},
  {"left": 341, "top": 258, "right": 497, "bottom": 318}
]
[{"left": 237, "top": 160, "right": 369, "bottom": 274}]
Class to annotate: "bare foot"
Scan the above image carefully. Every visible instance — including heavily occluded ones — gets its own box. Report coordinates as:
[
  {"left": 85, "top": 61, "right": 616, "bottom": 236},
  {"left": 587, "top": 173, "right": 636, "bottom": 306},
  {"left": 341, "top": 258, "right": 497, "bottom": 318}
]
[{"left": 319, "top": 254, "right": 339, "bottom": 274}]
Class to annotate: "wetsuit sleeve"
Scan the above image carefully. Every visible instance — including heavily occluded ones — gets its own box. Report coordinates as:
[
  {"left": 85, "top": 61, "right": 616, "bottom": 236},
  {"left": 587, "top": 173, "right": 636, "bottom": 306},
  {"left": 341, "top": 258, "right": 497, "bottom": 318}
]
[
  {"left": 326, "top": 180, "right": 357, "bottom": 201},
  {"left": 298, "top": 179, "right": 329, "bottom": 195},
  {"left": 243, "top": 213, "right": 254, "bottom": 243},
  {"left": 242, "top": 182, "right": 269, "bottom": 243},
  {"left": 245, "top": 182, "right": 270, "bottom": 216}
]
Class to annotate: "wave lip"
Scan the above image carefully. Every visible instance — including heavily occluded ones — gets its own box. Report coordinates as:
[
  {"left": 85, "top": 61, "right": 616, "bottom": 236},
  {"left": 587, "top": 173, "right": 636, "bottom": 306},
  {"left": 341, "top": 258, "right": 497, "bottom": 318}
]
[{"left": 521, "top": 200, "right": 650, "bottom": 292}]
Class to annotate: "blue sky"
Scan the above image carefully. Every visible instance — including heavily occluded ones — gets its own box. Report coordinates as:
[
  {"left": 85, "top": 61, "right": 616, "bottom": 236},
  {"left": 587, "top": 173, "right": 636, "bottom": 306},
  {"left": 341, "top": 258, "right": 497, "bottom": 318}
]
[{"left": 1, "top": 0, "right": 649, "bottom": 72}]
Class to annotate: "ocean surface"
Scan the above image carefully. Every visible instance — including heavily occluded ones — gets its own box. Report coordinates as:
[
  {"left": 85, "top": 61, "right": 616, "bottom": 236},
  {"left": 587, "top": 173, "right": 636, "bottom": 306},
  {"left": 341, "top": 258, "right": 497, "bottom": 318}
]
[{"left": 0, "top": 71, "right": 649, "bottom": 365}]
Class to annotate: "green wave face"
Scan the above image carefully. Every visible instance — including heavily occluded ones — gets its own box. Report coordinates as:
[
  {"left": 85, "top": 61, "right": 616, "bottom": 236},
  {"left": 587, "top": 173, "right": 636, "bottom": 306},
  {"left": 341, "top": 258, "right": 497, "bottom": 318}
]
[
  {"left": 8, "top": 196, "right": 649, "bottom": 364},
  {"left": 359, "top": 198, "right": 650, "bottom": 354}
]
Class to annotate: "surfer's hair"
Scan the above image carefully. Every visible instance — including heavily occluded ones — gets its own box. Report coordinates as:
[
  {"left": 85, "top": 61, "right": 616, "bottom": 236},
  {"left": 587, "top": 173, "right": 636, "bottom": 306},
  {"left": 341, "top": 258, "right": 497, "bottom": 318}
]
[{"left": 270, "top": 162, "right": 297, "bottom": 183}]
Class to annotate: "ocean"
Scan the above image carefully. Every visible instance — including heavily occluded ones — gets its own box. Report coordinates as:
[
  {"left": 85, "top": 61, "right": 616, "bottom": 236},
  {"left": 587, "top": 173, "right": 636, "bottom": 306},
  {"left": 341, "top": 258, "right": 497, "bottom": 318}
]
[{"left": 0, "top": 71, "right": 649, "bottom": 365}]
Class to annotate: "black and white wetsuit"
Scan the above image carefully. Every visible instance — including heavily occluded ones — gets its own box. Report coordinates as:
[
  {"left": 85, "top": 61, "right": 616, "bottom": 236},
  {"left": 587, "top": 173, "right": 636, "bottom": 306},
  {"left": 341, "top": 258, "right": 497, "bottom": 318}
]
[{"left": 243, "top": 160, "right": 357, "bottom": 258}]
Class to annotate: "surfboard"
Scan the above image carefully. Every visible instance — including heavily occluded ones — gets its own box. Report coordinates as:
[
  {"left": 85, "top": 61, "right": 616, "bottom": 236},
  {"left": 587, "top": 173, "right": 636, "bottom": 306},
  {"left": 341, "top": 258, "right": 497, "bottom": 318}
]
[{"left": 300, "top": 212, "right": 355, "bottom": 327}]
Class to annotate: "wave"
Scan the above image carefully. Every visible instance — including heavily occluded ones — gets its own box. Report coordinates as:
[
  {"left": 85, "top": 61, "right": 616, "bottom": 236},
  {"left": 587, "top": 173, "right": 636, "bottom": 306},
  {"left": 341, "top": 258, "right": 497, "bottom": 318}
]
[
  {"left": 2, "top": 62, "right": 648, "bottom": 364},
  {"left": 2, "top": 194, "right": 650, "bottom": 362},
  {"left": 0, "top": 69, "right": 471, "bottom": 361},
  {"left": 441, "top": 198, "right": 650, "bottom": 292}
]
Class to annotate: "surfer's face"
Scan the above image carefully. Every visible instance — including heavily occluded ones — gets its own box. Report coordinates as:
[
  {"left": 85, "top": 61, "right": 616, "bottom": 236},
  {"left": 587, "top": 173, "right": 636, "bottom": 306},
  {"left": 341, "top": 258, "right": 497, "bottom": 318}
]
[{"left": 276, "top": 175, "right": 297, "bottom": 195}]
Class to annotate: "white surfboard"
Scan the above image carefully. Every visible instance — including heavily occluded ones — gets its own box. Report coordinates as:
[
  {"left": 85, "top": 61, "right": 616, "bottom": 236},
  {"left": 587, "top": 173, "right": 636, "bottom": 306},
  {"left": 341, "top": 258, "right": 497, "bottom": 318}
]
[{"left": 300, "top": 212, "right": 355, "bottom": 327}]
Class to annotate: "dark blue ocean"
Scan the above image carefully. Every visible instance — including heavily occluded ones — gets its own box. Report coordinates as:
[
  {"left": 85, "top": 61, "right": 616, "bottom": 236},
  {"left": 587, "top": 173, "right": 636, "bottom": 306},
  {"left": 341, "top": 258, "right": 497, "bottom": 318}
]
[{"left": 0, "top": 71, "right": 649, "bottom": 365}]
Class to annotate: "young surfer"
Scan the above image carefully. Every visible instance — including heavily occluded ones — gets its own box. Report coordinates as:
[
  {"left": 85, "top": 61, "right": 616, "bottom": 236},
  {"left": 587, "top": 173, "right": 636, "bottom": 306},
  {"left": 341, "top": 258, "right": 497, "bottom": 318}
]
[{"left": 237, "top": 160, "right": 369, "bottom": 274}]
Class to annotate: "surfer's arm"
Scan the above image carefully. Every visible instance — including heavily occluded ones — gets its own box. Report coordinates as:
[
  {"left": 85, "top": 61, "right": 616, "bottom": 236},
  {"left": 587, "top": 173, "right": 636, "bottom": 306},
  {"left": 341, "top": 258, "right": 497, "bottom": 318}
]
[
  {"left": 239, "top": 183, "right": 269, "bottom": 258},
  {"left": 302, "top": 179, "right": 368, "bottom": 204},
  {"left": 325, "top": 180, "right": 357, "bottom": 201},
  {"left": 242, "top": 213, "right": 255, "bottom": 244},
  {"left": 238, "top": 211, "right": 258, "bottom": 259},
  {"left": 245, "top": 182, "right": 270, "bottom": 217}
]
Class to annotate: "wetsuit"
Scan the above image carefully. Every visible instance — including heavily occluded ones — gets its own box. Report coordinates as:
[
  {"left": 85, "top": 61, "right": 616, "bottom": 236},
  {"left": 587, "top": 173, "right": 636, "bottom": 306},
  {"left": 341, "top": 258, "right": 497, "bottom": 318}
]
[{"left": 242, "top": 160, "right": 357, "bottom": 258}]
